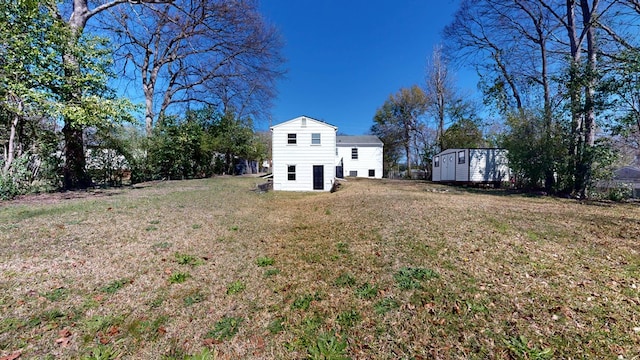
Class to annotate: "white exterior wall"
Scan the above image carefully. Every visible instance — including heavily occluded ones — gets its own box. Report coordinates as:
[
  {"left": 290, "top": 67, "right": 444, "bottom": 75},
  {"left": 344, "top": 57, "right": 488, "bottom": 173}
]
[
  {"left": 336, "top": 145, "right": 383, "bottom": 179},
  {"left": 469, "top": 149, "right": 510, "bottom": 182},
  {"left": 271, "top": 116, "right": 337, "bottom": 191},
  {"left": 455, "top": 149, "right": 470, "bottom": 182}
]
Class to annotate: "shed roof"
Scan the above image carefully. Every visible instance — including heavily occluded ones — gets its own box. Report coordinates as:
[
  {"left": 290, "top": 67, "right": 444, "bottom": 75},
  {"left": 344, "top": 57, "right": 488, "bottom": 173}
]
[
  {"left": 336, "top": 135, "right": 383, "bottom": 147},
  {"left": 433, "top": 148, "right": 507, "bottom": 157}
]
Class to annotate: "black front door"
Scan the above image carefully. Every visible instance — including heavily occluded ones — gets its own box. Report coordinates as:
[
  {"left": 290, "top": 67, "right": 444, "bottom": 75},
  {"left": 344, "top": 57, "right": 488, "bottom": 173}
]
[{"left": 313, "top": 165, "right": 324, "bottom": 190}]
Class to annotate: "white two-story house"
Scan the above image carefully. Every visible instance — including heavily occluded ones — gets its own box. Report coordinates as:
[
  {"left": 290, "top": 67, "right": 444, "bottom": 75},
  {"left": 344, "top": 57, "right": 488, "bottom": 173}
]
[{"left": 270, "top": 116, "right": 337, "bottom": 191}]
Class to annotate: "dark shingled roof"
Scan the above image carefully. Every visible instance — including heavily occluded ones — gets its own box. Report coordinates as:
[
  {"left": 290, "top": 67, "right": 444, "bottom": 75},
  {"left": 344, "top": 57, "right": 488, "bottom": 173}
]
[
  {"left": 336, "top": 135, "right": 383, "bottom": 147},
  {"left": 614, "top": 166, "right": 640, "bottom": 180}
]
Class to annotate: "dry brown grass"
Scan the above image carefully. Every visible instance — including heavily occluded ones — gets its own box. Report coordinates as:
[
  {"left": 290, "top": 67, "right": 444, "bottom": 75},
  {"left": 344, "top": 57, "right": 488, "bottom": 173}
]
[{"left": 1, "top": 177, "right": 639, "bottom": 359}]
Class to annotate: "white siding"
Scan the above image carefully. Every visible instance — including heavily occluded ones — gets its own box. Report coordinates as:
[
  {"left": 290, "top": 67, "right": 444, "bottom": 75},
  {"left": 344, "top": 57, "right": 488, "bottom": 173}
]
[
  {"left": 455, "top": 149, "right": 469, "bottom": 182},
  {"left": 271, "top": 116, "right": 337, "bottom": 191},
  {"left": 469, "top": 149, "right": 510, "bottom": 182},
  {"left": 336, "top": 145, "right": 383, "bottom": 179}
]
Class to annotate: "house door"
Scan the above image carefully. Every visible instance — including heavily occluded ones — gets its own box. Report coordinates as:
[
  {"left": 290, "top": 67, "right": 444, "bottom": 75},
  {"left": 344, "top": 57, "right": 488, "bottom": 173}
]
[{"left": 313, "top": 165, "right": 324, "bottom": 190}]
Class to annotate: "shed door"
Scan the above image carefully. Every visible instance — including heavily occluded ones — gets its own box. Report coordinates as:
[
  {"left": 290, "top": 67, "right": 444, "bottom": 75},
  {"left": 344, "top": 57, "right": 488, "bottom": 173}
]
[
  {"left": 441, "top": 152, "right": 456, "bottom": 181},
  {"left": 313, "top": 165, "right": 324, "bottom": 190},
  {"left": 447, "top": 153, "right": 455, "bottom": 180}
]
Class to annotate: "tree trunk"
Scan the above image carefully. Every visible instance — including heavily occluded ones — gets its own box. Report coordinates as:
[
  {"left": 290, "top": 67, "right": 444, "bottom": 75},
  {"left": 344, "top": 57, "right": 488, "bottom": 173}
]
[
  {"left": 143, "top": 73, "right": 155, "bottom": 137},
  {"left": 566, "top": 0, "right": 583, "bottom": 195},
  {"left": 578, "top": 0, "right": 599, "bottom": 198},
  {"left": 62, "top": 123, "right": 91, "bottom": 188},
  {"left": 540, "top": 32, "right": 555, "bottom": 191},
  {"left": 61, "top": 1, "right": 91, "bottom": 189},
  {"left": 3, "top": 102, "right": 21, "bottom": 173},
  {"left": 404, "top": 141, "right": 412, "bottom": 179}
]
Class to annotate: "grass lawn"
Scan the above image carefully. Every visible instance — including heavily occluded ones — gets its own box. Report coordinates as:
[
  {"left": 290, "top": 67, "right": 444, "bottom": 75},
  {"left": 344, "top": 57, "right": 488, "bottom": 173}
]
[{"left": 1, "top": 177, "right": 639, "bottom": 359}]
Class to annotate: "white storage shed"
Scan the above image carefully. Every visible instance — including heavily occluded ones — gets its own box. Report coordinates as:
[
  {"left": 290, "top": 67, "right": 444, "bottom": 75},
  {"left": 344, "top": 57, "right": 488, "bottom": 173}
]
[{"left": 432, "top": 148, "right": 510, "bottom": 184}]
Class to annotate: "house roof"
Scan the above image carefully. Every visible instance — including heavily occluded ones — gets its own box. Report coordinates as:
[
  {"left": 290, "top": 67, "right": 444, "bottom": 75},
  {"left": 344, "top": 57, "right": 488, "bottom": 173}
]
[
  {"left": 270, "top": 115, "right": 337, "bottom": 130},
  {"left": 614, "top": 166, "right": 640, "bottom": 180},
  {"left": 336, "top": 135, "right": 383, "bottom": 147}
]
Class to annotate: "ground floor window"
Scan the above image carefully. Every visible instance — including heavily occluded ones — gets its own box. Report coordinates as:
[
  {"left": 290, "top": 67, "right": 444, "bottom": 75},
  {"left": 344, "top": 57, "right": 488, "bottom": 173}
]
[
  {"left": 368, "top": 169, "right": 375, "bottom": 177},
  {"left": 349, "top": 170, "right": 357, "bottom": 177},
  {"left": 287, "top": 165, "right": 296, "bottom": 180}
]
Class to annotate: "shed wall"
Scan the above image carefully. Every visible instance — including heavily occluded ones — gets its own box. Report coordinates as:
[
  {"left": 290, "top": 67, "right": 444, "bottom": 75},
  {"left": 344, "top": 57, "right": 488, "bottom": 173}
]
[{"left": 469, "top": 149, "right": 510, "bottom": 182}]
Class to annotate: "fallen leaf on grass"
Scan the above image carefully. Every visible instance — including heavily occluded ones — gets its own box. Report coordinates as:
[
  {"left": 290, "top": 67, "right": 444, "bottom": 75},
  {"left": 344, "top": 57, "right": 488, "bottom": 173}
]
[
  {"left": 251, "top": 336, "right": 265, "bottom": 350},
  {"left": 107, "top": 326, "right": 119, "bottom": 336},
  {"left": 55, "top": 329, "right": 72, "bottom": 347},
  {"left": 203, "top": 338, "right": 221, "bottom": 347},
  {"left": 0, "top": 351, "right": 21, "bottom": 360}
]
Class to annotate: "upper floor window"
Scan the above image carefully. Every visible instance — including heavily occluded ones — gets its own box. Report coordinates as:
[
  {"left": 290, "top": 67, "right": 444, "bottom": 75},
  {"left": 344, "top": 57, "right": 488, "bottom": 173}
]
[
  {"left": 351, "top": 148, "right": 358, "bottom": 159},
  {"left": 287, "top": 133, "right": 297, "bottom": 144},
  {"left": 311, "top": 133, "right": 321, "bottom": 145},
  {"left": 458, "top": 151, "right": 466, "bottom": 164}
]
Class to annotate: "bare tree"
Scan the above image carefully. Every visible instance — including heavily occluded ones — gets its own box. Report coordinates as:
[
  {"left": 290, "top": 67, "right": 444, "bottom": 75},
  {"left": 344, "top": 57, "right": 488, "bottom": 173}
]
[
  {"left": 424, "top": 45, "right": 453, "bottom": 151},
  {"left": 443, "top": 0, "right": 526, "bottom": 113},
  {"left": 104, "top": 0, "right": 284, "bottom": 136}
]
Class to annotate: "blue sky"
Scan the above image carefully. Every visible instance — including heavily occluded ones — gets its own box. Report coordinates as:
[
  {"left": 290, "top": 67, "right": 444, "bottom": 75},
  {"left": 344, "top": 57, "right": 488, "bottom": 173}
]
[{"left": 259, "top": 0, "right": 476, "bottom": 135}]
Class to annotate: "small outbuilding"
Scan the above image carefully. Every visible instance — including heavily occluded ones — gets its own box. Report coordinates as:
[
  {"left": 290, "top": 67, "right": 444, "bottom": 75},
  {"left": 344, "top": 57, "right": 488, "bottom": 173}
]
[{"left": 432, "top": 148, "right": 510, "bottom": 185}]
